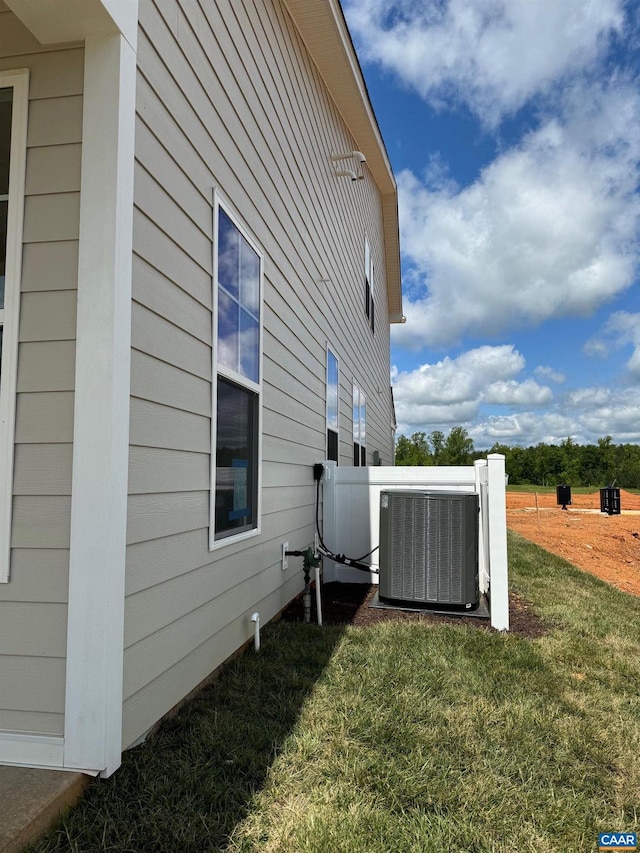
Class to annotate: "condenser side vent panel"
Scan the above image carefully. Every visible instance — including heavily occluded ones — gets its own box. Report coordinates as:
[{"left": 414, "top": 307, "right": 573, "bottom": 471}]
[{"left": 379, "top": 491, "right": 479, "bottom": 609}]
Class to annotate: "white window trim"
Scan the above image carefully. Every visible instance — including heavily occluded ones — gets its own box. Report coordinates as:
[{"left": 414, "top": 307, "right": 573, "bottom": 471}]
[
  {"left": 326, "top": 344, "right": 339, "bottom": 461},
  {"left": 0, "top": 69, "right": 29, "bottom": 584},
  {"left": 209, "top": 189, "right": 263, "bottom": 551}
]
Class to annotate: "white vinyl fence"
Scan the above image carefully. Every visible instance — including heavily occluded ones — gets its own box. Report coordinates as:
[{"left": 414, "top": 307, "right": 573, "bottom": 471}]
[{"left": 321, "top": 454, "right": 509, "bottom": 631}]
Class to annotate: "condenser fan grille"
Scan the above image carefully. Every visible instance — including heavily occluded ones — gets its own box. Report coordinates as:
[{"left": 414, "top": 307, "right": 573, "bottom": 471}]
[{"left": 380, "top": 491, "right": 479, "bottom": 609}]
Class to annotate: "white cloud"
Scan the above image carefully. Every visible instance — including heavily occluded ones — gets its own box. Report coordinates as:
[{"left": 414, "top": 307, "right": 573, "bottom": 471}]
[
  {"left": 484, "top": 379, "right": 552, "bottom": 406},
  {"left": 567, "top": 387, "right": 612, "bottom": 409},
  {"left": 580, "top": 401, "right": 640, "bottom": 441},
  {"left": 583, "top": 338, "right": 609, "bottom": 358},
  {"left": 392, "top": 344, "right": 640, "bottom": 445},
  {"left": 472, "top": 415, "right": 526, "bottom": 441},
  {"left": 471, "top": 411, "right": 579, "bottom": 447},
  {"left": 605, "top": 313, "right": 640, "bottom": 370},
  {"left": 627, "top": 349, "right": 640, "bottom": 376},
  {"left": 391, "top": 344, "right": 554, "bottom": 431},
  {"left": 393, "top": 345, "right": 524, "bottom": 396},
  {"left": 344, "top": 0, "right": 623, "bottom": 124},
  {"left": 452, "top": 385, "right": 640, "bottom": 447},
  {"left": 398, "top": 400, "right": 481, "bottom": 429},
  {"left": 391, "top": 81, "right": 640, "bottom": 350},
  {"left": 584, "top": 311, "right": 640, "bottom": 377},
  {"left": 534, "top": 366, "right": 565, "bottom": 384}
]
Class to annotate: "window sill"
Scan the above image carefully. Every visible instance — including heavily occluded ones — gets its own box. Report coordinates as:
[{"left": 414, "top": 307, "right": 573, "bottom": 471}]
[{"left": 208, "top": 525, "right": 261, "bottom": 552}]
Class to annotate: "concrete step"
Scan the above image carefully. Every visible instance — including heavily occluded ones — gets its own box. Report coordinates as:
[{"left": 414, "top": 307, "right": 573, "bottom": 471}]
[{"left": 0, "top": 766, "right": 90, "bottom": 853}]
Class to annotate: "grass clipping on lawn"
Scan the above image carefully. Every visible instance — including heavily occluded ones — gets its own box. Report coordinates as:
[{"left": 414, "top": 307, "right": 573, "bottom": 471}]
[{"left": 30, "top": 532, "right": 640, "bottom": 853}]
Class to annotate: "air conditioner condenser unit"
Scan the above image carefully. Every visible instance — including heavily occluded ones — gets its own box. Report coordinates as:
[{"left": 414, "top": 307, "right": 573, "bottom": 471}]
[{"left": 379, "top": 490, "right": 479, "bottom": 610}]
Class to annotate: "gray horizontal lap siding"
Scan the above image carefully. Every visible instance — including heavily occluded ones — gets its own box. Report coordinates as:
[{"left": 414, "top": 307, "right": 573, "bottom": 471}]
[
  {"left": 0, "top": 15, "right": 83, "bottom": 739},
  {"left": 124, "top": 0, "right": 394, "bottom": 746}
]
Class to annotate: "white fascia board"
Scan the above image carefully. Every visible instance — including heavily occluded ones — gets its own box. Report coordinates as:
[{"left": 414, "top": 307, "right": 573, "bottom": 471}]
[
  {"left": 5, "top": 0, "right": 138, "bottom": 49},
  {"left": 64, "top": 32, "right": 136, "bottom": 777}
]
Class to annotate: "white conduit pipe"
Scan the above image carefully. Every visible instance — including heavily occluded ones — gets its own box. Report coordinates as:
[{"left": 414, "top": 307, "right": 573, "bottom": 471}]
[
  {"left": 314, "top": 566, "right": 323, "bottom": 626},
  {"left": 250, "top": 612, "right": 260, "bottom": 651}
]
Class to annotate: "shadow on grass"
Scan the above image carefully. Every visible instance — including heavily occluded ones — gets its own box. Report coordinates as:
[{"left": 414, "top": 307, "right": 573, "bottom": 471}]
[{"left": 28, "top": 592, "right": 369, "bottom": 853}]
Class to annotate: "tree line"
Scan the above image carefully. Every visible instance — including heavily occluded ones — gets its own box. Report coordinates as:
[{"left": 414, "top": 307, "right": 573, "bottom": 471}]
[
  {"left": 395, "top": 427, "right": 476, "bottom": 467},
  {"left": 395, "top": 430, "right": 640, "bottom": 489}
]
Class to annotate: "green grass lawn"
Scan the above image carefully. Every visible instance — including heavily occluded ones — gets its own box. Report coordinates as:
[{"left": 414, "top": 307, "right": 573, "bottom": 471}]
[{"left": 29, "top": 532, "right": 640, "bottom": 853}]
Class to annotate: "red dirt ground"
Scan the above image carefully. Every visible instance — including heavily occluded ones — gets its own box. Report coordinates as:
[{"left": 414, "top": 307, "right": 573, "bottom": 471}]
[{"left": 507, "top": 489, "right": 640, "bottom": 597}]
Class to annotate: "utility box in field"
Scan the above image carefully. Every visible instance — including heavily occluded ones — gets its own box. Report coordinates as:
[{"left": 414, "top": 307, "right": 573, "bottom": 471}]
[
  {"left": 379, "top": 490, "right": 479, "bottom": 610},
  {"left": 556, "top": 484, "right": 572, "bottom": 509},
  {"left": 600, "top": 487, "right": 621, "bottom": 515}
]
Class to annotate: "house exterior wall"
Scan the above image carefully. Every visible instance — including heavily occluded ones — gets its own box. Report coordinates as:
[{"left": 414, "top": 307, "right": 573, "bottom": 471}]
[
  {"left": 123, "top": 0, "right": 396, "bottom": 746},
  {"left": 0, "top": 4, "right": 83, "bottom": 739}
]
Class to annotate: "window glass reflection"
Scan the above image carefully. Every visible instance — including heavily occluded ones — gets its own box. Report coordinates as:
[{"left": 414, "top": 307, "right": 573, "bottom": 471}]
[
  {"left": 215, "top": 377, "right": 257, "bottom": 538},
  {"left": 327, "top": 428, "right": 338, "bottom": 463},
  {"left": 239, "top": 309, "right": 259, "bottom": 384},
  {"left": 240, "top": 239, "right": 260, "bottom": 316},
  {"left": 352, "top": 384, "right": 366, "bottom": 466},
  {"left": 327, "top": 350, "right": 338, "bottom": 432},
  {"left": 218, "top": 208, "right": 240, "bottom": 300},
  {"left": 217, "top": 287, "right": 239, "bottom": 373},
  {"left": 217, "top": 206, "right": 260, "bottom": 383},
  {"left": 360, "top": 393, "right": 366, "bottom": 444}
]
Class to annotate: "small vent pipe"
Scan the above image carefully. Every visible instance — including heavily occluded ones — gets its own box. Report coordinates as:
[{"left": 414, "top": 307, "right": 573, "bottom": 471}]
[{"left": 250, "top": 612, "right": 260, "bottom": 652}]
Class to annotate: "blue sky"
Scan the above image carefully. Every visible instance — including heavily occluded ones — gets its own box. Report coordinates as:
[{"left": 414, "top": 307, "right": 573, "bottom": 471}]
[{"left": 343, "top": 0, "right": 640, "bottom": 448}]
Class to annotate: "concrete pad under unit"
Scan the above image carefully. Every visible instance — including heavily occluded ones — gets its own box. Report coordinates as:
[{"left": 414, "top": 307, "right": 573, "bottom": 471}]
[{"left": 0, "top": 766, "right": 90, "bottom": 853}]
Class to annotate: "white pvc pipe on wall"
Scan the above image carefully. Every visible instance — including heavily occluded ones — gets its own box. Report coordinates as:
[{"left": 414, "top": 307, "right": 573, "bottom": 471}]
[
  {"left": 315, "top": 566, "right": 323, "bottom": 626},
  {"left": 250, "top": 612, "right": 260, "bottom": 651}
]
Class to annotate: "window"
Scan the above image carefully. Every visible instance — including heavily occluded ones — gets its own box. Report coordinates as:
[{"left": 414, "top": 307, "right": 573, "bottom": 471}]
[
  {"left": 353, "top": 382, "right": 366, "bottom": 466},
  {"left": 326, "top": 347, "right": 339, "bottom": 462},
  {"left": 364, "top": 236, "right": 374, "bottom": 332},
  {"left": 211, "top": 197, "right": 262, "bottom": 546},
  {"left": 0, "top": 71, "right": 28, "bottom": 583}
]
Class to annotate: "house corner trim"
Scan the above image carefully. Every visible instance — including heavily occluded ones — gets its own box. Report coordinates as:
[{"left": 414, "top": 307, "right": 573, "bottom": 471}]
[
  {"left": 0, "top": 68, "right": 29, "bottom": 584},
  {"left": 64, "top": 32, "right": 137, "bottom": 776}
]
